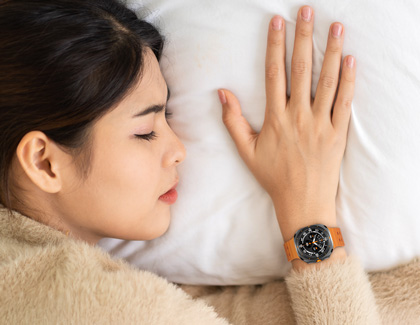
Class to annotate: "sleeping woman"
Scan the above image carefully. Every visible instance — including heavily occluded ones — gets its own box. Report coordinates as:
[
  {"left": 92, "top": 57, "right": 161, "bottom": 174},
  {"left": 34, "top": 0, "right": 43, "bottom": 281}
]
[{"left": 0, "top": 0, "right": 405, "bottom": 323}]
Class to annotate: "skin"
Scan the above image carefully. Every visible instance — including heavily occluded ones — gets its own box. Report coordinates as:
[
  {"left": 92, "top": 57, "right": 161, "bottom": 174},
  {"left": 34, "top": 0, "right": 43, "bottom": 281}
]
[
  {"left": 12, "top": 49, "right": 186, "bottom": 245},
  {"left": 11, "top": 6, "right": 355, "bottom": 271},
  {"left": 219, "top": 6, "right": 355, "bottom": 271}
]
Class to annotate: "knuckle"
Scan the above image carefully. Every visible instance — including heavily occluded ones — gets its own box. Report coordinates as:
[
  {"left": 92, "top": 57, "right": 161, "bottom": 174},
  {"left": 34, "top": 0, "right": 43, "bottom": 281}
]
[
  {"left": 327, "top": 133, "right": 340, "bottom": 148},
  {"left": 340, "top": 97, "right": 353, "bottom": 109},
  {"left": 222, "top": 111, "right": 233, "bottom": 127},
  {"left": 342, "top": 72, "right": 355, "bottom": 83},
  {"left": 270, "top": 35, "right": 284, "bottom": 47},
  {"left": 314, "top": 125, "right": 327, "bottom": 142},
  {"left": 293, "top": 112, "right": 307, "bottom": 135},
  {"left": 291, "top": 60, "right": 309, "bottom": 76},
  {"left": 319, "top": 74, "right": 336, "bottom": 89},
  {"left": 297, "top": 26, "right": 312, "bottom": 39},
  {"left": 327, "top": 43, "right": 342, "bottom": 54},
  {"left": 265, "top": 63, "right": 281, "bottom": 80},
  {"left": 314, "top": 123, "right": 337, "bottom": 147},
  {"left": 332, "top": 132, "right": 344, "bottom": 147},
  {"left": 267, "top": 110, "right": 283, "bottom": 130}
]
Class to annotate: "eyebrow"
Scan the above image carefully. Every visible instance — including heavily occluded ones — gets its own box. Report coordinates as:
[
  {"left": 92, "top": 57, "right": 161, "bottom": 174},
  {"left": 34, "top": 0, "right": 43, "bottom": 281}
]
[{"left": 132, "top": 86, "right": 171, "bottom": 118}]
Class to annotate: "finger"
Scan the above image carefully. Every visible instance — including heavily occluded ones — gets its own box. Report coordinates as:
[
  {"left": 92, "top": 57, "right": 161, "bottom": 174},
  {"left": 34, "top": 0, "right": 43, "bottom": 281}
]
[
  {"left": 313, "top": 22, "right": 344, "bottom": 120},
  {"left": 332, "top": 56, "right": 356, "bottom": 136},
  {"left": 290, "top": 6, "right": 314, "bottom": 107},
  {"left": 265, "top": 15, "right": 287, "bottom": 111},
  {"left": 218, "top": 89, "right": 257, "bottom": 165}
]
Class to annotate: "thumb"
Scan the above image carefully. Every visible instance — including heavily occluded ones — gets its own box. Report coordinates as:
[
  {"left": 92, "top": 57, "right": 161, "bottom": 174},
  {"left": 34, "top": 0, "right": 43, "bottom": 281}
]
[{"left": 218, "top": 89, "right": 257, "bottom": 164}]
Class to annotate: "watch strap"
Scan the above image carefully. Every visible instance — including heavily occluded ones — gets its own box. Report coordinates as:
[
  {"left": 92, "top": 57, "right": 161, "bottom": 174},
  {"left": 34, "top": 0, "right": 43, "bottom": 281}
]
[
  {"left": 283, "top": 226, "right": 345, "bottom": 262},
  {"left": 329, "top": 227, "right": 345, "bottom": 249},
  {"left": 284, "top": 237, "right": 299, "bottom": 262}
]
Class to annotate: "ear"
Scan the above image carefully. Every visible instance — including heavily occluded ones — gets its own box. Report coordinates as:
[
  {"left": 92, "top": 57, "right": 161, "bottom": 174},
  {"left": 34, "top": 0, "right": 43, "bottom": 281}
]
[{"left": 16, "top": 131, "right": 66, "bottom": 194}]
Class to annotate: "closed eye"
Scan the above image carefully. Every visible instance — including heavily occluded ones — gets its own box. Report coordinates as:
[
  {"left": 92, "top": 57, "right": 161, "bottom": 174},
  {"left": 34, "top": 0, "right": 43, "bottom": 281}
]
[
  {"left": 134, "top": 109, "right": 173, "bottom": 142},
  {"left": 135, "top": 131, "right": 157, "bottom": 141}
]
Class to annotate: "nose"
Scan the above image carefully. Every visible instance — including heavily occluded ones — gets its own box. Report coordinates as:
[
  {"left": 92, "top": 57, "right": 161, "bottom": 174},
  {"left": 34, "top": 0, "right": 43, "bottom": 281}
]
[{"left": 162, "top": 127, "right": 186, "bottom": 168}]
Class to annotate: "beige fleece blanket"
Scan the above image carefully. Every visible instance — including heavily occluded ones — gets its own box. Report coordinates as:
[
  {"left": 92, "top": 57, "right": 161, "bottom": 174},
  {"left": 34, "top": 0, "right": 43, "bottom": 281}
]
[
  {"left": 180, "top": 256, "right": 420, "bottom": 324},
  {"left": 1, "top": 205, "right": 419, "bottom": 324}
]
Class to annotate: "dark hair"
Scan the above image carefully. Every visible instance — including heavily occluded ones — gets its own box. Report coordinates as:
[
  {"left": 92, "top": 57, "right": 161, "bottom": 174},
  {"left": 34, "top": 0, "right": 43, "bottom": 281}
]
[{"left": 0, "top": 0, "right": 164, "bottom": 209}]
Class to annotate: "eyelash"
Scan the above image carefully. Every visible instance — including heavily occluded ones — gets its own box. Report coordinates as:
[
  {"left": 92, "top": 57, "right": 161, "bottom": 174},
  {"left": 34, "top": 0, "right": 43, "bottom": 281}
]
[
  {"left": 134, "top": 110, "right": 173, "bottom": 142},
  {"left": 135, "top": 131, "right": 157, "bottom": 141}
]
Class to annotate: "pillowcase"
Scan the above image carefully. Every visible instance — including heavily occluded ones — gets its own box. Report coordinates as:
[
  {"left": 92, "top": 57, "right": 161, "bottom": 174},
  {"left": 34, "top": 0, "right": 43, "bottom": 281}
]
[{"left": 99, "top": 0, "right": 420, "bottom": 285}]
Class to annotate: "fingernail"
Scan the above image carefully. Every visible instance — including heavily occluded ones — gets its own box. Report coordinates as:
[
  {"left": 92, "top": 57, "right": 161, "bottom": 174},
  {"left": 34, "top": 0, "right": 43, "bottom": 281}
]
[
  {"left": 272, "top": 16, "right": 283, "bottom": 31},
  {"left": 346, "top": 56, "right": 354, "bottom": 68},
  {"left": 218, "top": 89, "right": 227, "bottom": 104},
  {"left": 331, "top": 23, "right": 343, "bottom": 38},
  {"left": 301, "top": 6, "right": 312, "bottom": 22}
]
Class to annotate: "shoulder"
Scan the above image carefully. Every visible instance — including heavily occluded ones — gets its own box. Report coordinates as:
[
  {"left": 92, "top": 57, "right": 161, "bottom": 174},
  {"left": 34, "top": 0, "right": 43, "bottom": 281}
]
[{"left": 1, "top": 236, "right": 227, "bottom": 324}]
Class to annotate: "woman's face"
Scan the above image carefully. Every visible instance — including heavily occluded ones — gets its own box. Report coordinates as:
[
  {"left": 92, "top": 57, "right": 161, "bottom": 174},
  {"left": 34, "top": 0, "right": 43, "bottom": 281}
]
[{"left": 56, "top": 49, "right": 186, "bottom": 244}]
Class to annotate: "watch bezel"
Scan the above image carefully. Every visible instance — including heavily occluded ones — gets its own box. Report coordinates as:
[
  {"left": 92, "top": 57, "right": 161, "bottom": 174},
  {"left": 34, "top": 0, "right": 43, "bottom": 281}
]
[{"left": 293, "top": 224, "right": 334, "bottom": 264}]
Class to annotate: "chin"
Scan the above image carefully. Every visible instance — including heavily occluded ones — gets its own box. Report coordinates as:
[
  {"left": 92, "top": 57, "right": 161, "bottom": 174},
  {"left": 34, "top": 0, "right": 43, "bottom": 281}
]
[
  {"left": 130, "top": 211, "right": 171, "bottom": 241},
  {"left": 153, "top": 213, "right": 172, "bottom": 239}
]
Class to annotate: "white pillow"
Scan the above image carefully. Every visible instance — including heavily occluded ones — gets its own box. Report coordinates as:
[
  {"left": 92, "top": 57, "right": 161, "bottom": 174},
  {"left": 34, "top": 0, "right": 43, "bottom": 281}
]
[{"left": 99, "top": 0, "right": 420, "bottom": 285}]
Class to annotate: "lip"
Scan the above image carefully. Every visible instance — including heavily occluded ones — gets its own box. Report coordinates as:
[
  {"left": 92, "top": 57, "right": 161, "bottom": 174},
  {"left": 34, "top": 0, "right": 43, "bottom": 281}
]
[{"left": 158, "top": 180, "right": 179, "bottom": 205}]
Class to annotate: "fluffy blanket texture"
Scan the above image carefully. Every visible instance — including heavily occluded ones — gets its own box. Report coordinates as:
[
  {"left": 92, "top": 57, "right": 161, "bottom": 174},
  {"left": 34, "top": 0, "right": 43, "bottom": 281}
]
[{"left": 1, "top": 206, "right": 419, "bottom": 324}]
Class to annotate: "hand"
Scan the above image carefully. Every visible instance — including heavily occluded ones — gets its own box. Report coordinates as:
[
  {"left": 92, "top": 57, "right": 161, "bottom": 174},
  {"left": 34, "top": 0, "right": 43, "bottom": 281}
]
[{"left": 218, "top": 6, "right": 356, "bottom": 240}]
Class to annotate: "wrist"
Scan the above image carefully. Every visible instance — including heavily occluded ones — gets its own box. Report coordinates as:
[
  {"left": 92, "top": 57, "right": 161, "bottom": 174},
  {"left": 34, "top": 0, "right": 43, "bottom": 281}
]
[
  {"left": 273, "top": 202, "right": 337, "bottom": 241},
  {"left": 274, "top": 200, "right": 344, "bottom": 271}
]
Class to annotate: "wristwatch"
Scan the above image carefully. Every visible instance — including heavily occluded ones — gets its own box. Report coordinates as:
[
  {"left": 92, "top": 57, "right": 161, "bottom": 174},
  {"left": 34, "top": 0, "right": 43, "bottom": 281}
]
[{"left": 284, "top": 224, "right": 345, "bottom": 263}]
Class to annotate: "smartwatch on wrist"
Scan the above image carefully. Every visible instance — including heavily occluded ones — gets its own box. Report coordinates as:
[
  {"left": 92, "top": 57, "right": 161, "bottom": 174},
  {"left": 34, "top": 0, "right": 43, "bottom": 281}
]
[{"left": 284, "top": 224, "right": 345, "bottom": 264}]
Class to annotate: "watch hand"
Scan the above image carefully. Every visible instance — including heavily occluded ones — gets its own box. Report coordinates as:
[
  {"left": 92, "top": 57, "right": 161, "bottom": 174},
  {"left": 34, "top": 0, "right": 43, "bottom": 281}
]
[{"left": 312, "top": 239, "right": 321, "bottom": 249}]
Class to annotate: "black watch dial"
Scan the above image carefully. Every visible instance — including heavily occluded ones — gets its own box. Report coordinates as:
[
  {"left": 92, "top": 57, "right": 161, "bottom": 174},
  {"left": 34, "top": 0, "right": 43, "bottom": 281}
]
[{"left": 294, "top": 224, "right": 334, "bottom": 263}]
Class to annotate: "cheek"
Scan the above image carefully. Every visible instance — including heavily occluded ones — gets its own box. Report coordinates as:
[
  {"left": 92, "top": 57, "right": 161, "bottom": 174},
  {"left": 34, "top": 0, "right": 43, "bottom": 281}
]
[
  {"left": 94, "top": 142, "right": 159, "bottom": 197},
  {"left": 88, "top": 145, "right": 168, "bottom": 240},
  {"left": 121, "top": 156, "right": 156, "bottom": 189}
]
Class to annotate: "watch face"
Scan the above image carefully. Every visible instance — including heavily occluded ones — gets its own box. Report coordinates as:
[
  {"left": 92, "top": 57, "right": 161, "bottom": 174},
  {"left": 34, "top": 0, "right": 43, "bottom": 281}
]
[{"left": 294, "top": 224, "right": 334, "bottom": 263}]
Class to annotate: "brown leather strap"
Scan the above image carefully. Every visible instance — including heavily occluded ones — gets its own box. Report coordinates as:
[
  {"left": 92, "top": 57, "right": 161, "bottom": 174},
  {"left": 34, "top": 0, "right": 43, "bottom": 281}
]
[
  {"left": 283, "top": 227, "right": 345, "bottom": 262},
  {"left": 328, "top": 227, "right": 345, "bottom": 248},
  {"left": 284, "top": 237, "right": 299, "bottom": 262}
]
